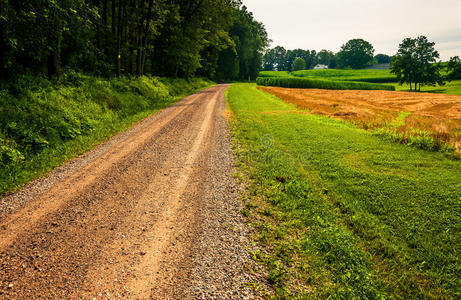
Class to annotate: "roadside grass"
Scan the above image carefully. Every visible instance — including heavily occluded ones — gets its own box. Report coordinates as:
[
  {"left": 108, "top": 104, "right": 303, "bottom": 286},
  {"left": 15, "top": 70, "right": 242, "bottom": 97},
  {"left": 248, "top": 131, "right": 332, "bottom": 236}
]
[
  {"left": 227, "top": 83, "right": 461, "bottom": 298},
  {"left": 0, "top": 74, "right": 214, "bottom": 195}
]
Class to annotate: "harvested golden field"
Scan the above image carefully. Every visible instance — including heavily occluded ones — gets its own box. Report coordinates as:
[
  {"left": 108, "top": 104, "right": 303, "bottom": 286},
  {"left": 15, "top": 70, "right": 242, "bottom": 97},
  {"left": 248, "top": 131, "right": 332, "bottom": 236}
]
[{"left": 259, "top": 86, "right": 461, "bottom": 152}]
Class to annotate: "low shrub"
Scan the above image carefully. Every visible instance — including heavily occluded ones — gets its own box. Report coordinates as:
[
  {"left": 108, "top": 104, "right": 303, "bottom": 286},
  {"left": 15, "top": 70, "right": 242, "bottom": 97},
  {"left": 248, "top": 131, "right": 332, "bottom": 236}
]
[{"left": 256, "top": 77, "right": 395, "bottom": 91}]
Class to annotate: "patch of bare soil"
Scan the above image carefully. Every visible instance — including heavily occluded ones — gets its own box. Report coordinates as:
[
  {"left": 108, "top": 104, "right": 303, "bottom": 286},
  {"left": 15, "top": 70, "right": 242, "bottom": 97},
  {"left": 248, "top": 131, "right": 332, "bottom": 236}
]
[{"left": 0, "top": 85, "right": 258, "bottom": 299}]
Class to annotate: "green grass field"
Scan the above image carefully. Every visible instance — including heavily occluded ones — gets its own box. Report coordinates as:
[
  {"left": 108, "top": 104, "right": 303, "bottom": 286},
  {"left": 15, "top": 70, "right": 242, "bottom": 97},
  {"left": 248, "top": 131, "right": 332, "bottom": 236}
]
[
  {"left": 228, "top": 83, "right": 461, "bottom": 298},
  {"left": 392, "top": 80, "right": 461, "bottom": 95},
  {"left": 258, "top": 70, "right": 461, "bottom": 95}
]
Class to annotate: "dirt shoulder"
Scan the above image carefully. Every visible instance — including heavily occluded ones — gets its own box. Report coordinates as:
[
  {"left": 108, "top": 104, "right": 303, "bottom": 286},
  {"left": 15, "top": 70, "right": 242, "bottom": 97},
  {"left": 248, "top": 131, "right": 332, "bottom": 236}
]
[{"left": 0, "top": 85, "right": 258, "bottom": 299}]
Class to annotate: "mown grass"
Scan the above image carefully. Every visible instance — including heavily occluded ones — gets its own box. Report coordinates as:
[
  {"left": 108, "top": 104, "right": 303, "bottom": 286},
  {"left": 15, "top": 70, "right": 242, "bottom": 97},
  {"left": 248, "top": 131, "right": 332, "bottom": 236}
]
[
  {"left": 227, "top": 83, "right": 461, "bottom": 298},
  {"left": 257, "top": 76, "right": 395, "bottom": 91},
  {"left": 0, "top": 73, "right": 214, "bottom": 195}
]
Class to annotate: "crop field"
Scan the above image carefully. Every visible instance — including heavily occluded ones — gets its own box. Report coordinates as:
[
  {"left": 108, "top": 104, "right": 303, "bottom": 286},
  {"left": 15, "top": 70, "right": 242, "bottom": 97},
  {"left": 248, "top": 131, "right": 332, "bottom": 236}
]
[
  {"left": 259, "top": 86, "right": 461, "bottom": 153},
  {"left": 257, "top": 77, "right": 395, "bottom": 91},
  {"left": 227, "top": 83, "right": 461, "bottom": 298},
  {"left": 291, "top": 69, "right": 397, "bottom": 83},
  {"left": 258, "top": 70, "right": 461, "bottom": 95},
  {"left": 258, "top": 71, "right": 293, "bottom": 78}
]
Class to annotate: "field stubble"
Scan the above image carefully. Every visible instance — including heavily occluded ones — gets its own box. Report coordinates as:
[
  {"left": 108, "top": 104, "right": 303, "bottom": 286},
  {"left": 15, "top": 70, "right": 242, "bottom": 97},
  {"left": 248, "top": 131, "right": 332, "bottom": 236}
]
[{"left": 259, "top": 87, "right": 461, "bottom": 153}]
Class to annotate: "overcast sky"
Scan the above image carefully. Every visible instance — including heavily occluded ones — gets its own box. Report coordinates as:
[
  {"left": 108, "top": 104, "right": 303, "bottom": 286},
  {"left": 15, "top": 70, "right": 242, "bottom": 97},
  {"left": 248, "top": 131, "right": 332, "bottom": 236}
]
[{"left": 242, "top": 0, "right": 461, "bottom": 60}]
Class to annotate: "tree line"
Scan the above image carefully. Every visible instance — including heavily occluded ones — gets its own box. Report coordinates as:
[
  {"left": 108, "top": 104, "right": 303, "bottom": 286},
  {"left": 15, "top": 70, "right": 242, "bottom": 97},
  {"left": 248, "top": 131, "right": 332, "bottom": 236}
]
[
  {"left": 263, "top": 39, "right": 392, "bottom": 72},
  {"left": 0, "top": 0, "right": 269, "bottom": 81},
  {"left": 263, "top": 36, "right": 461, "bottom": 92}
]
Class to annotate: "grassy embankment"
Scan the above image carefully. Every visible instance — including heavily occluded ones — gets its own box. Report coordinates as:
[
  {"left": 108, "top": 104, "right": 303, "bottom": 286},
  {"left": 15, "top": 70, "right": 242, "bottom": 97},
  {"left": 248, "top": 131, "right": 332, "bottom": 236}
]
[
  {"left": 259, "top": 70, "right": 461, "bottom": 95},
  {"left": 227, "top": 83, "right": 460, "bottom": 298},
  {"left": 0, "top": 73, "right": 214, "bottom": 195}
]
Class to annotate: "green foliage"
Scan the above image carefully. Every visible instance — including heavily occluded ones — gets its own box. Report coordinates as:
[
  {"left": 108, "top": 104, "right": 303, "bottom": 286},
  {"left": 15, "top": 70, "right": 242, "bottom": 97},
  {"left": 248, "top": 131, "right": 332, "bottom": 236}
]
[
  {"left": 263, "top": 46, "right": 319, "bottom": 72},
  {"left": 317, "top": 49, "right": 337, "bottom": 68},
  {"left": 374, "top": 54, "right": 391, "bottom": 64},
  {"left": 447, "top": 56, "right": 461, "bottom": 80},
  {"left": 291, "top": 57, "right": 306, "bottom": 71},
  {"left": 215, "top": 5, "right": 269, "bottom": 81},
  {"left": 256, "top": 77, "right": 395, "bottom": 91},
  {"left": 337, "top": 39, "right": 375, "bottom": 69},
  {"left": 0, "top": 73, "right": 213, "bottom": 194},
  {"left": 227, "top": 83, "right": 461, "bottom": 298},
  {"left": 391, "top": 36, "right": 445, "bottom": 91},
  {"left": 0, "top": 1, "right": 267, "bottom": 80}
]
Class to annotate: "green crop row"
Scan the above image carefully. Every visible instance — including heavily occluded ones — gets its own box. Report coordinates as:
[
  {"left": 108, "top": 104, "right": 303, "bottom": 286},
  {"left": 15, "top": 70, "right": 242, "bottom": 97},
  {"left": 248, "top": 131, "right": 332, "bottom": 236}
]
[
  {"left": 257, "top": 71, "right": 293, "bottom": 78},
  {"left": 256, "top": 76, "right": 396, "bottom": 91}
]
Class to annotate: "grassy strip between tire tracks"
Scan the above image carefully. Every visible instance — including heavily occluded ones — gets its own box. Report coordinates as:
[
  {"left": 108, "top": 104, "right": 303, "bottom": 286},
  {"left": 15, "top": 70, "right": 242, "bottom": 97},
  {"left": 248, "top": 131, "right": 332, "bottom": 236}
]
[
  {"left": 227, "top": 83, "right": 460, "bottom": 298},
  {"left": 0, "top": 74, "right": 214, "bottom": 195}
]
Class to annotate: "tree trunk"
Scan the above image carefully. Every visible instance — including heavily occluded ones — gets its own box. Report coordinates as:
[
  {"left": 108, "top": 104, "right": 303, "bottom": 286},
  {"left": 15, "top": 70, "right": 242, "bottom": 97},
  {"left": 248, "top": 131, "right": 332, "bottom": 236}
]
[
  {"left": 47, "top": 49, "right": 59, "bottom": 78},
  {"left": 48, "top": 42, "right": 60, "bottom": 78},
  {"left": 117, "top": 0, "right": 122, "bottom": 76},
  {"left": 112, "top": 0, "right": 116, "bottom": 35},
  {"left": 139, "top": 0, "right": 153, "bottom": 76},
  {"left": 409, "top": 81, "right": 412, "bottom": 91},
  {"left": 103, "top": 0, "right": 108, "bottom": 26}
]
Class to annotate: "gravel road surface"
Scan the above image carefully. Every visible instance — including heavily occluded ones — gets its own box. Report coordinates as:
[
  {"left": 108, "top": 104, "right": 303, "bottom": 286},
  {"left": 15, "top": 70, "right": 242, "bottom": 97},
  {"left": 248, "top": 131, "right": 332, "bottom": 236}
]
[{"left": 0, "top": 85, "right": 258, "bottom": 299}]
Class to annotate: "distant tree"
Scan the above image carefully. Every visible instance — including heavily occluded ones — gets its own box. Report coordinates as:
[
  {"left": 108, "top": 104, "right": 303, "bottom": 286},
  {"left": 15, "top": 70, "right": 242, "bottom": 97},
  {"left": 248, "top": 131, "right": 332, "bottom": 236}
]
[
  {"left": 447, "top": 56, "right": 461, "bottom": 80},
  {"left": 391, "top": 36, "right": 444, "bottom": 91},
  {"left": 337, "top": 39, "right": 374, "bottom": 69},
  {"left": 273, "top": 46, "right": 287, "bottom": 70},
  {"left": 317, "top": 50, "right": 333, "bottom": 65},
  {"left": 374, "top": 54, "right": 391, "bottom": 64},
  {"left": 308, "top": 50, "right": 318, "bottom": 69},
  {"left": 263, "top": 48, "right": 276, "bottom": 71},
  {"left": 328, "top": 55, "right": 337, "bottom": 69},
  {"left": 292, "top": 57, "right": 306, "bottom": 71}
]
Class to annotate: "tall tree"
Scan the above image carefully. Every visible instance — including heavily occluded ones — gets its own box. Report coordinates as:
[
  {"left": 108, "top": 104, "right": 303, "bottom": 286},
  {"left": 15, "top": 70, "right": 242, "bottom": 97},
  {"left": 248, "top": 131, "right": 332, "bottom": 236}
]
[
  {"left": 391, "top": 36, "right": 444, "bottom": 91},
  {"left": 291, "top": 57, "right": 306, "bottom": 71},
  {"left": 0, "top": 0, "right": 266, "bottom": 79},
  {"left": 337, "top": 38, "right": 374, "bottom": 69},
  {"left": 374, "top": 54, "right": 391, "bottom": 64},
  {"left": 447, "top": 56, "right": 461, "bottom": 80}
]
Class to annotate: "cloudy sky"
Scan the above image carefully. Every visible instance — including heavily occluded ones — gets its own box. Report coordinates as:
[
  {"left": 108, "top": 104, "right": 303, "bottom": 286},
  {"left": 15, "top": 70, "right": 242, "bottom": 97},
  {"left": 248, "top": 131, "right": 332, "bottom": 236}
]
[{"left": 242, "top": 0, "right": 461, "bottom": 60}]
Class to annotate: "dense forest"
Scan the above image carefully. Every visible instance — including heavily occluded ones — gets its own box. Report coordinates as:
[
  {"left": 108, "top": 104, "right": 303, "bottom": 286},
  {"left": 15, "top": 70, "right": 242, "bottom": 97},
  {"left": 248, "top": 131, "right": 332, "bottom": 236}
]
[{"left": 0, "top": 0, "right": 269, "bottom": 81}]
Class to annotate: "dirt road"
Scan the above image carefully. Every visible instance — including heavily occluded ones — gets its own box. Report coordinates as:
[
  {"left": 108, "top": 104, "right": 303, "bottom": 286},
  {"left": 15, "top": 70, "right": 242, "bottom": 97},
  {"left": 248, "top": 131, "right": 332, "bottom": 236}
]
[{"left": 0, "top": 85, "right": 256, "bottom": 299}]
